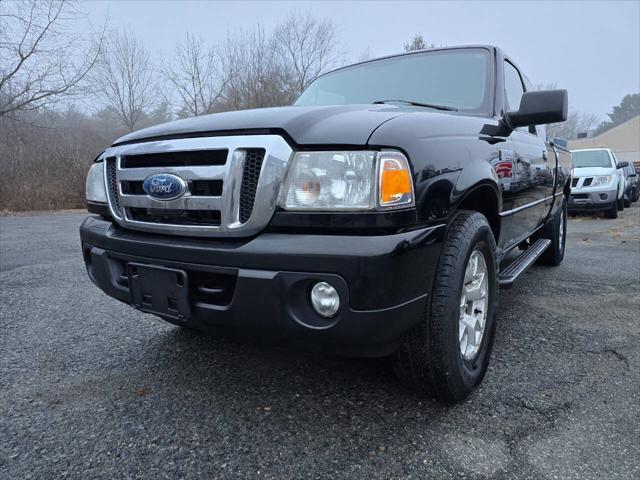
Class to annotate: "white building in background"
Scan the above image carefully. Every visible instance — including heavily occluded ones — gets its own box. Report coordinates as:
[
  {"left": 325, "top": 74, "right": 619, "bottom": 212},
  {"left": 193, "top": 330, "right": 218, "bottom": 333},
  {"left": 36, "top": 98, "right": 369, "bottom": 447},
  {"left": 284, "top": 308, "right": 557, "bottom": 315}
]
[{"left": 569, "top": 115, "right": 640, "bottom": 170}]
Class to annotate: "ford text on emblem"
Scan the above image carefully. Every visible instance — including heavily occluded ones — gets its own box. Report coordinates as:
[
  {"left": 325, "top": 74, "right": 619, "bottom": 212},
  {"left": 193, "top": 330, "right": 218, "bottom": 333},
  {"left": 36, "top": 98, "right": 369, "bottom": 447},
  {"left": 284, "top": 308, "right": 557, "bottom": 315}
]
[{"left": 142, "top": 174, "right": 188, "bottom": 200}]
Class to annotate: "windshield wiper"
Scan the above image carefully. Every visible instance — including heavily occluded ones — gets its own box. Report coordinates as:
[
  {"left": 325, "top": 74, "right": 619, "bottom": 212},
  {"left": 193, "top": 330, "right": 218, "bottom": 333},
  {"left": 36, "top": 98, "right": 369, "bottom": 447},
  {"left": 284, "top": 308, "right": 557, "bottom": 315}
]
[{"left": 372, "top": 99, "right": 459, "bottom": 111}]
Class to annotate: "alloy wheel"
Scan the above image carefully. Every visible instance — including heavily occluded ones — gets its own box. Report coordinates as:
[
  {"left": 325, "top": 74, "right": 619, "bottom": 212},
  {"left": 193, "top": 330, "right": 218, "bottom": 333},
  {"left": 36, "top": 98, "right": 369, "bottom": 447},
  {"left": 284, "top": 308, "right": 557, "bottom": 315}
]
[{"left": 459, "top": 250, "right": 489, "bottom": 361}]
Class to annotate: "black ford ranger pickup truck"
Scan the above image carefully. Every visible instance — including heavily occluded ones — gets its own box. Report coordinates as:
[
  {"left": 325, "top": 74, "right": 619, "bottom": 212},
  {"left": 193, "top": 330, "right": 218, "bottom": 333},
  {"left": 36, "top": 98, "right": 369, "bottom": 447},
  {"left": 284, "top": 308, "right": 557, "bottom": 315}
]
[{"left": 81, "top": 46, "right": 570, "bottom": 403}]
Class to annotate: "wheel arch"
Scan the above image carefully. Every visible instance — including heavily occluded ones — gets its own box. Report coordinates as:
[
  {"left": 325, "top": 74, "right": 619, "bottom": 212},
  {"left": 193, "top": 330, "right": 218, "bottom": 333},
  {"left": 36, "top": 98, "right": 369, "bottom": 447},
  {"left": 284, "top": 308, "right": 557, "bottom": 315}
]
[{"left": 454, "top": 181, "right": 502, "bottom": 242}]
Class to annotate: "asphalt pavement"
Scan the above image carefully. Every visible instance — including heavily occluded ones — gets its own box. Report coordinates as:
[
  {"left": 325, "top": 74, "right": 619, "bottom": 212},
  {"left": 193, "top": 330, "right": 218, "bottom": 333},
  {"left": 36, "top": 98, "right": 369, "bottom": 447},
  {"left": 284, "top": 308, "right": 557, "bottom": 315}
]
[{"left": 1, "top": 205, "right": 638, "bottom": 479}]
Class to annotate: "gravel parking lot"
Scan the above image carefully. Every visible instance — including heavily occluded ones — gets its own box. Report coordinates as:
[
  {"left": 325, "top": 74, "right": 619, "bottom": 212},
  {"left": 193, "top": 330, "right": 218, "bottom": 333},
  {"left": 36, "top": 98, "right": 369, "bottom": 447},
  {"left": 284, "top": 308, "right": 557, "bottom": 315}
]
[{"left": 1, "top": 205, "right": 638, "bottom": 480}]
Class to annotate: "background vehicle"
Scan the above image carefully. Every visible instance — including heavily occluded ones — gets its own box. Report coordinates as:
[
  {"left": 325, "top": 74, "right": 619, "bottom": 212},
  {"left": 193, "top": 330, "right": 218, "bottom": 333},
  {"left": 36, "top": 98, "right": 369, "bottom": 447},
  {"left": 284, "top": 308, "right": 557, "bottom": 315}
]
[
  {"left": 569, "top": 148, "right": 629, "bottom": 218},
  {"left": 81, "top": 46, "right": 569, "bottom": 403},
  {"left": 622, "top": 163, "right": 638, "bottom": 205}
]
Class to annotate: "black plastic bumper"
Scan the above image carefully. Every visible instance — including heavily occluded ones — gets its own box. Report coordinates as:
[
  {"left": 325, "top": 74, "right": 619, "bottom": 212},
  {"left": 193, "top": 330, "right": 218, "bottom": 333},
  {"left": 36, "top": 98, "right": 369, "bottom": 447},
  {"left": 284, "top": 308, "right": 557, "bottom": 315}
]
[
  {"left": 79, "top": 216, "right": 445, "bottom": 356},
  {"left": 568, "top": 190, "right": 616, "bottom": 212},
  {"left": 567, "top": 201, "right": 616, "bottom": 212}
]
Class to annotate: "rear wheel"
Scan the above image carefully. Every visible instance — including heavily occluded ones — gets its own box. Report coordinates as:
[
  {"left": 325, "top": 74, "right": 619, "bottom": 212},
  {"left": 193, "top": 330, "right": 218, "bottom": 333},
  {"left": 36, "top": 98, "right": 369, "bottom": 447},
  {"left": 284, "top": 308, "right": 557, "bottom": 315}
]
[
  {"left": 617, "top": 196, "right": 624, "bottom": 211},
  {"left": 537, "top": 196, "right": 567, "bottom": 266},
  {"left": 624, "top": 194, "right": 631, "bottom": 208},
  {"left": 393, "top": 211, "right": 498, "bottom": 404}
]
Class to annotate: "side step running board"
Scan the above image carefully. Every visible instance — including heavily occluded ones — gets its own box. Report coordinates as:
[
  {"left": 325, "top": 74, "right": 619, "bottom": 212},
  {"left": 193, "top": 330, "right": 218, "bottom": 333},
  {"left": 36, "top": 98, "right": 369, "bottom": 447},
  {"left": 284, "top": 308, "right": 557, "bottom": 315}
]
[{"left": 498, "top": 239, "right": 551, "bottom": 288}]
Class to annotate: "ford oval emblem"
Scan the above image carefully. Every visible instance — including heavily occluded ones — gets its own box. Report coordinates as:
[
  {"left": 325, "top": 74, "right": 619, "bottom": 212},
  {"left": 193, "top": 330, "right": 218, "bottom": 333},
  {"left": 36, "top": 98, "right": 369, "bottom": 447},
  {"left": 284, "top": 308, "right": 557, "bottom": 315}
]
[{"left": 142, "top": 173, "right": 187, "bottom": 200}]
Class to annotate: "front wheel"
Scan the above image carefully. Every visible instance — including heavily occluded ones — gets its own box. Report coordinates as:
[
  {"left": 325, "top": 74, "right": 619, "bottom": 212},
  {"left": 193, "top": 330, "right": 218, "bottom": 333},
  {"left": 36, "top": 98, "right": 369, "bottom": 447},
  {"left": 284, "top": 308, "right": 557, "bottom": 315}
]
[
  {"left": 605, "top": 201, "right": 618, "bottom": 219},
  {"left": 393, "top": 211, "right": 498, "bottom": 404},
  {"left": 617, "top": 196, "right": 624, "bottom": 211}
]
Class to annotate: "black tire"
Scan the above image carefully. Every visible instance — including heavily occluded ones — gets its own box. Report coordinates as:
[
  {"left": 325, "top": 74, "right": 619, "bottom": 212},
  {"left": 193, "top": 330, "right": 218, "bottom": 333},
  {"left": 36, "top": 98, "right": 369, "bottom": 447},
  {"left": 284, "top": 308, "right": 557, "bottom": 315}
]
[
  {"left": 634, "top": 188, "right": 639, "bottom": 202},
  {"left": 536, "top": 196, "right": 567, "bottom": 266},
  {"left": 605, "top": 201, "right": 618, "bottom": 219},
  {"left": 617, "top": 196, "right": 624, "bottom": 211},
  {"left": 624, "top": 195, "right": 631, "bottom": 208},
  {"left": 393, "top": 211, "right": 498, "bottom": 404}
]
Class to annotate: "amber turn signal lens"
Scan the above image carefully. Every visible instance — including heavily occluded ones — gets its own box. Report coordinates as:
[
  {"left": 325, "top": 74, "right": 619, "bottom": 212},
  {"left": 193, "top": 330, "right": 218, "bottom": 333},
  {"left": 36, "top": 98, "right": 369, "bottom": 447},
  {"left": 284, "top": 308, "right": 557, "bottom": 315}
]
[{"left": 378, "top": 154, "right": 414, "bottom": 207}]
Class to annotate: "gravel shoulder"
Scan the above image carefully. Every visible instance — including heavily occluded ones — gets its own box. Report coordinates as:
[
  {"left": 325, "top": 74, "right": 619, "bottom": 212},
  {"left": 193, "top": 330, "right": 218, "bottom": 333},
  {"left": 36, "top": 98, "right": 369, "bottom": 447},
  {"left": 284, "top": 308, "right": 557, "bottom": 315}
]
[{"left": 1, "top": 205, "right": 638, "bottom": 479}]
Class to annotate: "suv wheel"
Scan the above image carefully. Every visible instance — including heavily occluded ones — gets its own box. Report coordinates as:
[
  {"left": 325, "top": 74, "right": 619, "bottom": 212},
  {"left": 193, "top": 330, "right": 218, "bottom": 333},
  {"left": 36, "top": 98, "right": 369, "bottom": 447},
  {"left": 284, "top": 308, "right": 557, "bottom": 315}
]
[
  {"left": 537, "top": 196, "right": 567, "bottom": 266},
  {"left": 605, "top": 200, "right": 618, "bottom": 219},
  {"left": 617, "top": 196, "right": 624, "bottom": 211},
  {"left": 393, "top": 211, "right": 497, "bottom": 404}
]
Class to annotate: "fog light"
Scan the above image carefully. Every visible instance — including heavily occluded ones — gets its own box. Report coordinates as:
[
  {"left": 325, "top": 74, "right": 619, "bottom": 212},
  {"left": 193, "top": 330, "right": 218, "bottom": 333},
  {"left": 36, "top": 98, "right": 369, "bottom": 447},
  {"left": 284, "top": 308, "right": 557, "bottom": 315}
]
[
  {"left": 600, "top": 193, "right": 608, "bottom": 200},
  {"left": 310, "top": 282, "right": 340, "bottom": 317}
]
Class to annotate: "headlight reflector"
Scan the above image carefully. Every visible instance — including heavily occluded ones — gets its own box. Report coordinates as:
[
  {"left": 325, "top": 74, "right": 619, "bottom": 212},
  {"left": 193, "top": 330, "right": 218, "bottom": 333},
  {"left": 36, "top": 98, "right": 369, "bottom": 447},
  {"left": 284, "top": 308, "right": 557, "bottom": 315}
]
[
  {"left": 86, "top": 162, "right": 107, "bottom": 203},
  {"left": 278, "top": 151, "right": 414, "bottom": 211},
  {"left": 591, "top": 175, "right": 612, "bottom": 187}
]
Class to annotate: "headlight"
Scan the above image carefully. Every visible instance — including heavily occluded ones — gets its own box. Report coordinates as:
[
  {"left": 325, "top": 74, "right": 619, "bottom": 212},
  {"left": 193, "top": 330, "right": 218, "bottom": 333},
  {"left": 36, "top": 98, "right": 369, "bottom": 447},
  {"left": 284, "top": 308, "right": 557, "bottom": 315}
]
[
  {"left": 86, "top": 162, "right": 107, "bottom": 203},
  {"left": 278, "top": 151, "right": 414, "bottom": 211},
  {"left": 592, "top": 175, "right": 612, "bottom": 187}
]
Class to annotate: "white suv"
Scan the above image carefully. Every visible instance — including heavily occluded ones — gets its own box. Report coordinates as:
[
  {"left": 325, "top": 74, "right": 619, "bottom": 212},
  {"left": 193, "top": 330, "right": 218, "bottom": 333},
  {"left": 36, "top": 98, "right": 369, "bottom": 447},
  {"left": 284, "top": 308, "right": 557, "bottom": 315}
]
[{"left": 569, "top": 148, "right": 629, "bottom": 219}]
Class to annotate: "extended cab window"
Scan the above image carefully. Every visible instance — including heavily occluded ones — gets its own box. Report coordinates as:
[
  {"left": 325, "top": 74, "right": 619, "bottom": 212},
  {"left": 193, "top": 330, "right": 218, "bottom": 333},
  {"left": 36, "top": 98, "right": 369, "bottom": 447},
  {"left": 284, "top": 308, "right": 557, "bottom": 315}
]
[{"left": 295, "top": 48, "right": 492, "bottom": 114}]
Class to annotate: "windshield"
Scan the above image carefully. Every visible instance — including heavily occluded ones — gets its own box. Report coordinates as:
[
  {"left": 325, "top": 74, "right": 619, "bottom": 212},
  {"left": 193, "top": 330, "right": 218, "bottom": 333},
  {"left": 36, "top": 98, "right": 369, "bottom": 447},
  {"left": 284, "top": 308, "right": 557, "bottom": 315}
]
[
  {"left": 295, "top": 48, "right": 492, "bottom": 113},
  {"left": 572, "top": 150, "right": 613, "bottom": 168}
]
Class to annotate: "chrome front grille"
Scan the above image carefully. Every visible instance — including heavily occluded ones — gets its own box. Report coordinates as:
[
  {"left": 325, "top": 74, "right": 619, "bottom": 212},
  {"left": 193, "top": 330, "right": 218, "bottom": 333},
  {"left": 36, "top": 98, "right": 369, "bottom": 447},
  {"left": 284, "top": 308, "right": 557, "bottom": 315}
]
[
  {"left": 105, "top": 158, "right": 122, "bottom": 217},
  {"left": 101, "top": 135, "right": 293, "bottom": 237},
  {"left": 239, "top": 149, "right": 265, "bottom": 223}
]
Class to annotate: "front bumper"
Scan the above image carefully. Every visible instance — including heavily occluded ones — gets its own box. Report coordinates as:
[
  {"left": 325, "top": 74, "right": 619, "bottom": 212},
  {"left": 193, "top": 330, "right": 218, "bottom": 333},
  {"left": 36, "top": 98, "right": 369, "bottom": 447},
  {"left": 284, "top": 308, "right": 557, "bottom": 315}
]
[
  {"left": 80, "top": 216, "right": 445, "bottom": 356},
  {"left": 568, "top": 189, "right": 617, "bottom": 211}
]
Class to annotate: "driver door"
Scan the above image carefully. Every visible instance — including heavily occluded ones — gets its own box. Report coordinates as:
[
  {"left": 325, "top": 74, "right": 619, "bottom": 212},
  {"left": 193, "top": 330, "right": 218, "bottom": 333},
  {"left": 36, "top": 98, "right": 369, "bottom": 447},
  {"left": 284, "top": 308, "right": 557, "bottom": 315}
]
[{"left": 498, "top": 60, "right": 552, "bottom": 249}]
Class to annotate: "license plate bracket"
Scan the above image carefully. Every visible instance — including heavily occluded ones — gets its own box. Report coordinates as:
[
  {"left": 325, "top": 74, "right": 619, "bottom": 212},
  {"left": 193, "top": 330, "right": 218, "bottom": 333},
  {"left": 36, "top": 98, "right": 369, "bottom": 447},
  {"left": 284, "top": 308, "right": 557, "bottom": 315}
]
[{"left": 127, "top": 263, "right": 190, "bottom": 321}]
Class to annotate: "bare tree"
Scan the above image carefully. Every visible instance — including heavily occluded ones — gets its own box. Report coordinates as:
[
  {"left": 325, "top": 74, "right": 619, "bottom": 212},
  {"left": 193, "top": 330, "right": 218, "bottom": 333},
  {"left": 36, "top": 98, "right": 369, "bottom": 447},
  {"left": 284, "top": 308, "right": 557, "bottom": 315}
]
[
  {"left": 546, "top": 110, "right": 599, "bottom": 141},
  {"left": 220, "top": 27, "right": 292, "bottom": 111},
  {"left": 0, "top": 105, "right": 119, "bottom": 211},
  {"left": 273, "top": 11, "right": 339, "bottom": 95},
  {"left": 166, "top": 34, "right": 229, "bottom": 118},
  {"left": 536, "top": 83, "right": 598, "bottom": 140},
  {"left": 0, "top": 0, "right": 104, "bottom": 117},
  {"left": 355, "top": 48, "right": 374, "bottom": 63},
  {"left": 94, "top": 29, "right": 157, "bottom": 132}
]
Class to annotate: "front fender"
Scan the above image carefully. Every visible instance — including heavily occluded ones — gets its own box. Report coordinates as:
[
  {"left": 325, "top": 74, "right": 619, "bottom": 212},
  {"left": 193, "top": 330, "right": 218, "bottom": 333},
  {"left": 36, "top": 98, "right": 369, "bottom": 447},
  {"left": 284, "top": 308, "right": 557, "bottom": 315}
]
[
  {"left": 452, "top": 161, "right": 502, "bottom": 212},
  {"left": 368, "top": 111, "right": 504, "bottom": 224}
]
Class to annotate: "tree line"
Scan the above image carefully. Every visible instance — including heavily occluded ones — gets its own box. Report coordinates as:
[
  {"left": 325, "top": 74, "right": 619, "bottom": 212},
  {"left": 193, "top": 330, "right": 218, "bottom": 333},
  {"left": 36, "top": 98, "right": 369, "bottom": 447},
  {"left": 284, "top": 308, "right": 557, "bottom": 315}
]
[
  {"left": 0, "top": 0, "right": 341, "bottom": 210},
  {"left": 1, "top": 2, "right": 637, "bottom": 211}
]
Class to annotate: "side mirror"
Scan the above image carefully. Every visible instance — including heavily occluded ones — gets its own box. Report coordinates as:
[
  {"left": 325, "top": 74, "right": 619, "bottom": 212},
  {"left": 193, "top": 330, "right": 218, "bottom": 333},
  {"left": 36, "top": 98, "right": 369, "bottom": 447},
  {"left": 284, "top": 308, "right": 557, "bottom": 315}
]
[
  {"left": 507, "top": 90, "right": 568, "bottom": 129},
  {"left": 616, "top": 161, "right": 629, "bottom": 169}
]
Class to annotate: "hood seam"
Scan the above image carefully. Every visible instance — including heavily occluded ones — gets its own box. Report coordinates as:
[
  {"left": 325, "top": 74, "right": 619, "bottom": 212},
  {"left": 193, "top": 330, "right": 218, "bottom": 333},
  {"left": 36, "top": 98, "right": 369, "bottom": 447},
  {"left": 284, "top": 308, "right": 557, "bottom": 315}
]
[{"left": 366, "top": 113, "right": 410, "bottom": 145}]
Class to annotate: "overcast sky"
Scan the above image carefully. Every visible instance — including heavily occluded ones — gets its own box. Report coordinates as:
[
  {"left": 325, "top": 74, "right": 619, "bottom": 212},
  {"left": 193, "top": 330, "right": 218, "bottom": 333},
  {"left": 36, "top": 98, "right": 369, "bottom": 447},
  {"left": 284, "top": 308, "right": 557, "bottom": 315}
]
[{"left": 86, "top": 0, "right": 640, "bottom": 121}]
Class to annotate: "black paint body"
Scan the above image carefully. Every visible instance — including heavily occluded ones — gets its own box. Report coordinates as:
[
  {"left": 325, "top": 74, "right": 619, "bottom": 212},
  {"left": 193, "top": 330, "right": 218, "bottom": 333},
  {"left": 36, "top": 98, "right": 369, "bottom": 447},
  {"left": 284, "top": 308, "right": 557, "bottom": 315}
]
[{"left": 82, "top": 46, "right": 571, "bottom": 355}]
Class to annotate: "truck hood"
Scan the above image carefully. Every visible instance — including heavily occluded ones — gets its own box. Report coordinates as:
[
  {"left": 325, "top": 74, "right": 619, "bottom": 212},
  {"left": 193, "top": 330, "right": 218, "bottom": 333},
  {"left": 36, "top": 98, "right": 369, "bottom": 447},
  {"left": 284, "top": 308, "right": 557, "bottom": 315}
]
[
  {"left": 572, "top": 166, "right": 615, "bottom": 176},
  {"left": 112, "top": 105, "right": 410, "bottom": 147}
]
